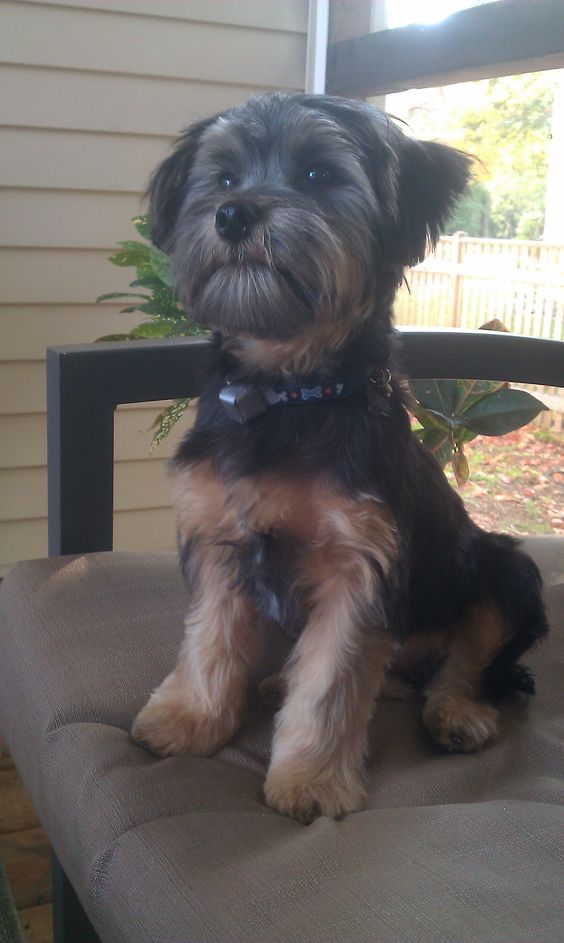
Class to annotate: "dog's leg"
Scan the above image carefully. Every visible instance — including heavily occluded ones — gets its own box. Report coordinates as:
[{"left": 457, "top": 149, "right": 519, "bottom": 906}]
[
  {"left": 422, "top": 604, "right": 505, "bottom": 753},
  {"left": 131, "top": 542, "right": 259, "bottom": 757},
  {"left": 264, "top": 546, "right": 394, "bottom": 822}
]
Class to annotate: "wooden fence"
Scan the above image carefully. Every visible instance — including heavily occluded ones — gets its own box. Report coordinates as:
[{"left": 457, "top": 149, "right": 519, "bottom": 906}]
[
  {"left": 395, "top": 234, "right": 564, "bottom": 430},
  {"left": 395, "top": 233, "right": 564, "bottom": 340}
]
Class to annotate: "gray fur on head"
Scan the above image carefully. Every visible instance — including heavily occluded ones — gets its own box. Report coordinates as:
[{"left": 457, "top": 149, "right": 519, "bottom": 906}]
[{"left": 148, "top": 93, "right": 472, "bottom": 341}]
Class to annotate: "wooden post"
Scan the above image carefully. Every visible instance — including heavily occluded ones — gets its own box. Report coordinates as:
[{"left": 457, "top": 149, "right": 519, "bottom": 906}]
[{"left": 451, "top": 231, "right": 465, "bottom": 327}]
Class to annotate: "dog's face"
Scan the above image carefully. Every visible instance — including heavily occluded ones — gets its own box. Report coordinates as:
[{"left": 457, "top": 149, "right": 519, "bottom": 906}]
[{"left": 149, "top": 94, "right": 471, "bottom": 342}]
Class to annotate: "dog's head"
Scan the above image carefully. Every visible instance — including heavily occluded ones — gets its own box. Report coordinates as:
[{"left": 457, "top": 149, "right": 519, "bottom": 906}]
[{"left": 148, "top": 93, "right": 471, "bottom": 346}]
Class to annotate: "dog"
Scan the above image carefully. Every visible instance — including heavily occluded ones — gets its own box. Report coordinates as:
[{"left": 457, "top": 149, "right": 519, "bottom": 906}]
[{"left": 131, "top": 93, "right": 548, "bottom": 823}]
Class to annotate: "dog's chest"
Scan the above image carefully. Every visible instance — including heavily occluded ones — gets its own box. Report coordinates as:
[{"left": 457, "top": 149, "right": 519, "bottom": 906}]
[
  {"left": 171, "top": 460, "right": 398, "bottom": 635},
  {"left": 171, "top": 459, "right": 326, "bottom": 546}
]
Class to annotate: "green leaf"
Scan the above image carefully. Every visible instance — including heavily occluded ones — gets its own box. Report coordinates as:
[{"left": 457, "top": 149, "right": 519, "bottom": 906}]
[
  {"left": 169, "top": 321, "right": 209, "bottom": 337},
  {"left": 129, "top": 322, "right": 173, "bottom": 339},
  {"left": 150, "top": 398, "right": 190, "bottom": 450},
  {"left": 96, "top": 333, "right": 133, "bottom": 342},
  {"left": 96, "top": 291, "right": 150, "bottom": 303},
  {"left": 455, "top": 427, "right": 479, "bottom": 447},
  {"left": 417, "top": 427, "right": 454, "bottom": 468},
  {"left": 410, "top": 401, "right": 451, "bottom": 432},
  {"left": 454, "top": 379, "right": 505, "bottom": 414},
  {"left": 149, "top": 247, "right": 173, "bottom": 287},
  {"left": 130, "top": 272, "right": 168, "bottom": 292},
  {"left": 410, "top": 379, "right": 459, "bottom": 417},
  {"left": 109, "top": 242, "right": 151, "bottom": 267},
  {"left": 137, "top": 300, "right": 182, "bottom": 318},
  {"left": 462, "top": 388, "right": 548, "bottom": 435},
  {"left": 133, "top": 215, "right": 152, "bottom": 240}
]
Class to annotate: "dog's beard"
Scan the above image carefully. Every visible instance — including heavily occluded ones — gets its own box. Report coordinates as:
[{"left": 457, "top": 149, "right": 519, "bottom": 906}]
[{"left": 173, "top": 205, "right": 372, "bottom": 341}]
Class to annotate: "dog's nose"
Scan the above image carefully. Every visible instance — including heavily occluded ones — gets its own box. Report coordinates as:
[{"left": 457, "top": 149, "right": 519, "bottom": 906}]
[{"left": 215, "top": 202, "right": 261, "bottom": 242}]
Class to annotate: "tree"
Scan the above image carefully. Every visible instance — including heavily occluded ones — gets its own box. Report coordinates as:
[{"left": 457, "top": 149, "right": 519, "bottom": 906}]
[
  {"left": 385, "top": 71, "right": 558, "bottom": 239},
  {"left": 448, "top": 73, "right": 555, "bottom": 239}
]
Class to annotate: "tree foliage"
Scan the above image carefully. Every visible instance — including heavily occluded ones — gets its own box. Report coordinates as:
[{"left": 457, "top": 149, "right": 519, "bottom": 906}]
[
  {"left": 386, "top": 71, "right": 558, "bottom": 239},
  {"left": 454, "top": 73, "right": 554, "bottom": 239}
]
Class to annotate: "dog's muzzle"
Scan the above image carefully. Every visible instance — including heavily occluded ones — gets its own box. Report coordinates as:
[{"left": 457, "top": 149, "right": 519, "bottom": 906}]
[{"left": 215, "top": 202, "right": 262, "bottom": 242}]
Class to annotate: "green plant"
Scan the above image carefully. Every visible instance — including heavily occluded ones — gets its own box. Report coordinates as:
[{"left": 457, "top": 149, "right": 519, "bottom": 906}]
[
  {"left": 410, "top": 378, "right": 548, "bottom": 485},
  {"left": 96, "top": 215, "right": 207, "bottom": 448}
]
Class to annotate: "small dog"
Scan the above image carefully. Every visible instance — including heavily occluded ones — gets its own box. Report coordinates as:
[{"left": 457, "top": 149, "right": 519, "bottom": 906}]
[{"left": 132, "top": 93, "right": 548, "bottom": 822}]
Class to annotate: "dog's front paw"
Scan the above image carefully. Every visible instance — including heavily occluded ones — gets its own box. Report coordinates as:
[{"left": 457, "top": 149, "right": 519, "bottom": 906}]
[
  {"left": 423, "top": 695, "right": 499, "bottom": 753},
  {"left": 131, "top": 692, "right": 238, "bottom": 758},
  {"left": 264, "top": 764, "right": 365, "bottom": 823}
]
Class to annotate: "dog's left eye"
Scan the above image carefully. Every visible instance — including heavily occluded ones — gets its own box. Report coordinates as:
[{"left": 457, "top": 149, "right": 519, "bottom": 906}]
[
  {"left": 305, "top": 166, "right": 332, "bottom": 186},
  {"left": 219, "top": 173, "right": 238, "bottom": 189}
]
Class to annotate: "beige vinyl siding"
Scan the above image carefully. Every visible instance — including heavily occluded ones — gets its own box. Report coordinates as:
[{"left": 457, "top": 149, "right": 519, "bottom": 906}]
[{"left": 0, "top": 0, "right": 308, "bottom": 576}]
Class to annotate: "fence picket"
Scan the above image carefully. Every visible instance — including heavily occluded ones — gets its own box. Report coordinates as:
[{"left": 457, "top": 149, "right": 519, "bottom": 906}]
[{"left": 396, "top": 234, "right": 564, "bottom": 342}]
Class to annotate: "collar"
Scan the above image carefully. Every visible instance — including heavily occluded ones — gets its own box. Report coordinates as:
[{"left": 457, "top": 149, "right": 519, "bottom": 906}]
[{"left": 219, "top": 368, "right": 392, "bottom": 424}]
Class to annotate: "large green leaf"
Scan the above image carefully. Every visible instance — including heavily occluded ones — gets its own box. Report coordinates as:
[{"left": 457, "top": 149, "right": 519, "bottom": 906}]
[
  {"left": 454, "top": 378, "right": 505, "bottom": 414},
  {"left": 462, "top": 388, "right": 547, "bottom": 435},
  {"left": 418, "top": 427, "right": 454, "bottom": 467},
  {"left": 410, "top": 379, "right": 459, "bottom": 416},
  {"left": 410, "top": 400, "right": 451, "bottom": 431}
]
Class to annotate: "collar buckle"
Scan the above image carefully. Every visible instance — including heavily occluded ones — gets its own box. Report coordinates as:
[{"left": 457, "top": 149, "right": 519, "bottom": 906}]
[{"left": 219, "top": 382, "right": 267, "bottom": 423}]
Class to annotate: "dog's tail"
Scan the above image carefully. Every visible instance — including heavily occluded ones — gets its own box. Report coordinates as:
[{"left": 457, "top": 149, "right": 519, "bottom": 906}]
[{"left": 469, "top": 532, "right": 549, "bottom": 700}]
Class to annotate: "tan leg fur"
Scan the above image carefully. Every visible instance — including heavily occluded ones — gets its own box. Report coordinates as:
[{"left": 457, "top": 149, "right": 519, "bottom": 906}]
[
  {"left": 131, "top": 461, "right": 260, "bottom": 756},
  {"left": 422, "top": 604, "right": 506, "bottom": 752},
  {"left": 133, "top": 460, "right": 399, "bottom": 821}
]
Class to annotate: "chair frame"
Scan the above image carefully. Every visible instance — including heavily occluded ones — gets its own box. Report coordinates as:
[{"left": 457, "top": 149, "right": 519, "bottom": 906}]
[{"left": 45, "top": 328, "right": 564, "bottom": 942}]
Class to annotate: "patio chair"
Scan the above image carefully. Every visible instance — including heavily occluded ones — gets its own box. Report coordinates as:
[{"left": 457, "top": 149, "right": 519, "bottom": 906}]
[{"left": 0, "top": 330, "right": 562, "bottom": 943}]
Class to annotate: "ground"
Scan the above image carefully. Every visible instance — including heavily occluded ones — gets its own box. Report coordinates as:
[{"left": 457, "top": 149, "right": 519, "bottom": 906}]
[{"left": 446, "top": 426, "right": 564, "bottom": 535}]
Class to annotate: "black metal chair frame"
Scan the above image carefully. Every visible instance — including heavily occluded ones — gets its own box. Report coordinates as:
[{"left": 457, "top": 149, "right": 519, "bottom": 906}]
[{"left": 45, "top": 328, "right": 563, "bottom": 942}]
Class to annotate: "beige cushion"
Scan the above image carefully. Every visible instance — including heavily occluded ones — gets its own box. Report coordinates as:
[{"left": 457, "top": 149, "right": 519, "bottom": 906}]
[{"left": 0, "top": 537, "right": 563, "bottom": 943}]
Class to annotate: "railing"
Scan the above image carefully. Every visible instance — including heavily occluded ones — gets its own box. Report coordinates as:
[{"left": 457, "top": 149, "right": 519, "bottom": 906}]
[{"left": 395, "top": 233, "right": 564, "bottom": 340}]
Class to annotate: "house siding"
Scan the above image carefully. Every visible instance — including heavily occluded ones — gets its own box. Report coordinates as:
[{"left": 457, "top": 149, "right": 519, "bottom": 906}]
[{"left": 0, "top": 0, "right": 308, "bottom": 575}]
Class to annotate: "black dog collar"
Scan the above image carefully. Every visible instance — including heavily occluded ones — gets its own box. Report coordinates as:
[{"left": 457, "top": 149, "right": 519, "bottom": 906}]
[{"left": 219, "top": 369, "right": 391, "bottom": 424}]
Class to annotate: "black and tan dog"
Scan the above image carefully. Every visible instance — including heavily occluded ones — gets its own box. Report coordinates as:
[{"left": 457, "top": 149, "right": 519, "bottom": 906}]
[{"left": 132, "top": 93, "right": 548, "bottom": 822}]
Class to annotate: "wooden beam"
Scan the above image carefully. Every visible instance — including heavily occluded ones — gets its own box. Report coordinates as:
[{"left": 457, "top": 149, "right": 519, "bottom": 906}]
[{"left": 326, "top": 0, "right": 564, "bottom": 97}]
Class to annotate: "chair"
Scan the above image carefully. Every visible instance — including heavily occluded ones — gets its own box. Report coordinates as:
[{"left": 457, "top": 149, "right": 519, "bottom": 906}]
[{"left": 0, "top": 330, "right": 563, "bottom": 943}]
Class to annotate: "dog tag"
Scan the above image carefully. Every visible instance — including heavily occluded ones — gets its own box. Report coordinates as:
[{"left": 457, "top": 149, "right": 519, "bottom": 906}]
[{"left": 219, "top": 383, "right": 267, "bottom": 423}]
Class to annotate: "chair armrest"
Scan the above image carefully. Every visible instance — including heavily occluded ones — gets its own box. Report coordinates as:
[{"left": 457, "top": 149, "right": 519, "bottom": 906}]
[
  {"left": 47, "top": 336, "right": 211, "bottom": 557},
  {"left": 47, "top": 330, "right": 564, "bottom": 556}
]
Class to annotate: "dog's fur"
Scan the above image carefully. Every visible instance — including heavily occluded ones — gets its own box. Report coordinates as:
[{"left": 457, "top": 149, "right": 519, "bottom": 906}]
[{"left": 131, "top": 93, "right": 548, "bottom": 822}]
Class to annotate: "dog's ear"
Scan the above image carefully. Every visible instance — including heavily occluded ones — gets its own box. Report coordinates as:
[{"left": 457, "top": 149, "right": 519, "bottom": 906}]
[
  {"left": 147, "top": 116, "right": 217, "bottom": 251},
  {"left": 298, "top": 96, "right": 472, "bottom": 267},
  {"left": 390, "top": 139, "right": 473, "bottom": 266}
]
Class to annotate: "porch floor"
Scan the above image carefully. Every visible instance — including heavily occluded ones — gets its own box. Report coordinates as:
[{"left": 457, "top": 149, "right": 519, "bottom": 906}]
[{"left": 0, "top": 737, "right": 52, "bottom": 943}]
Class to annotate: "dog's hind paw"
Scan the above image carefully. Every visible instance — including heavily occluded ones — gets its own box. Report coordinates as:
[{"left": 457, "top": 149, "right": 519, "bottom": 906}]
[{"left": 423, "top": 695, "right": 499, "bottom": 753}]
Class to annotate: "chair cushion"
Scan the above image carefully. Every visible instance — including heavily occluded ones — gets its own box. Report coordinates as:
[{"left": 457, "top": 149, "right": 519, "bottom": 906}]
[{"left": 0, "top": 538, "right": 563, "bottom": 943}]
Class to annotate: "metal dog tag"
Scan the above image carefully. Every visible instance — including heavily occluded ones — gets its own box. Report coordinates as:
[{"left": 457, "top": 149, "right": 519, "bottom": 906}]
[{"left": 219, "top": 383, "right": 267, "bottom": 423}]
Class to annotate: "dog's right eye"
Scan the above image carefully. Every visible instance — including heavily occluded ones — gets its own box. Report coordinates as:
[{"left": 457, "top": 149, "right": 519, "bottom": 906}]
[
  {"left": 304, "top": 166, "right": 332, "bottom": 186},
  {"left": 219, "top": 173, "right": 238, "bottom": 189}
]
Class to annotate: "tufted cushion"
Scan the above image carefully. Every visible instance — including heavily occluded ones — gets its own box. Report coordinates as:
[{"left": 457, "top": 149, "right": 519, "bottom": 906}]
[{"left": 0, "top": 538, "right": 562, "bottom": 943}]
